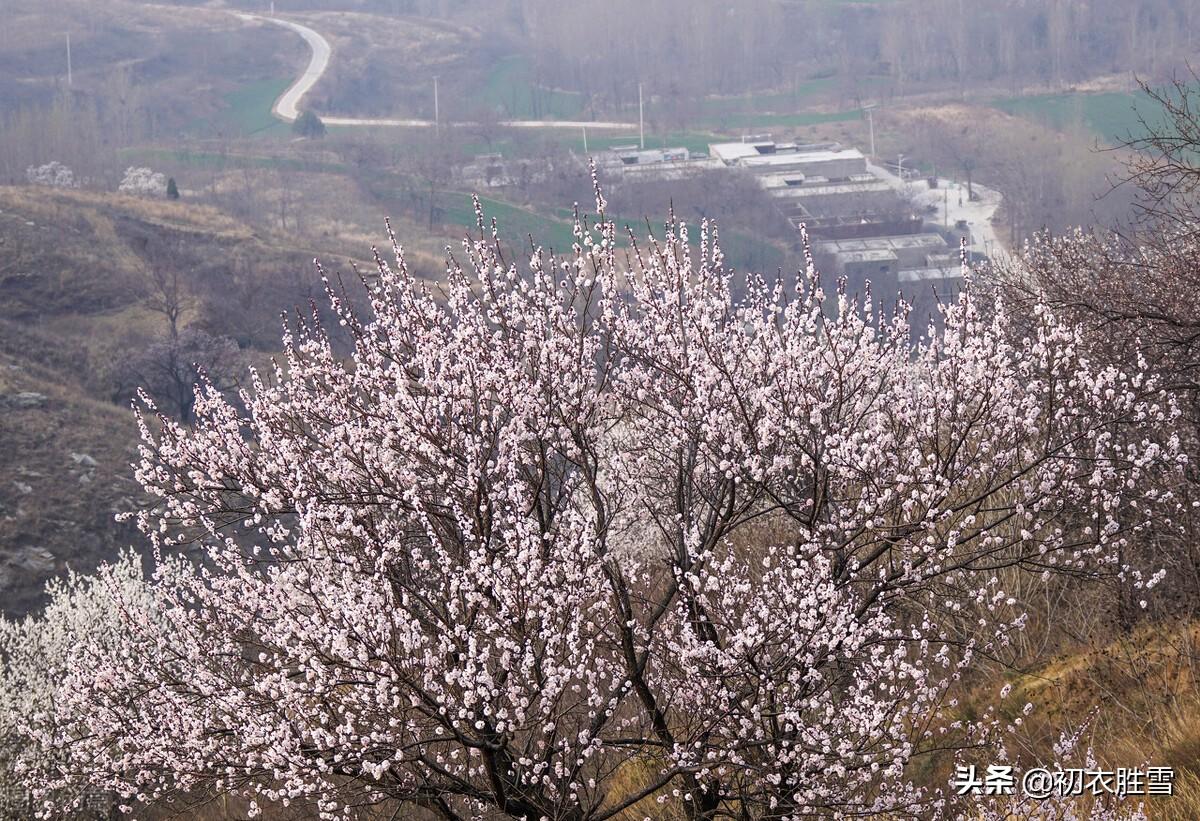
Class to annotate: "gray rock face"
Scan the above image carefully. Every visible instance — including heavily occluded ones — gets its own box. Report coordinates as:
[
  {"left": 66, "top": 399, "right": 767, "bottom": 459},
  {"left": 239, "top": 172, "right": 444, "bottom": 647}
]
[
  {"left": 1, "top": 391, "right": 48, "bottom": 409},
  {"left": 0, "top": 544, "right": 57, "bottom": 593}
]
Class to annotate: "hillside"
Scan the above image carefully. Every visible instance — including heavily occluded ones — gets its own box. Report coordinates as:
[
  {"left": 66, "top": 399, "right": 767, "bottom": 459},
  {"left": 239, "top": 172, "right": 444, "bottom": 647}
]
[{"left": 0, "top": 185, "right": 374, "bottom": 616}]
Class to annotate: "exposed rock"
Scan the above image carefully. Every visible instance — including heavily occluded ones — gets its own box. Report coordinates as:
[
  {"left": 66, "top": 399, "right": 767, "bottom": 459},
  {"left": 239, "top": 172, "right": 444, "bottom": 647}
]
[
  {"left": 2, "top": 391, "right": 48, "bottom": 409},
  {"left": 70, "top": 452, "right": 99, "bottom": 468},
  {"left": 11, "top": 480, "right": 32, "bottom": 495},
  {"left": 0, "top": 545, "right": 57, "bottom": 589},
  {"left": 25, "top": 546, "right": 55, "bottom": 574}
]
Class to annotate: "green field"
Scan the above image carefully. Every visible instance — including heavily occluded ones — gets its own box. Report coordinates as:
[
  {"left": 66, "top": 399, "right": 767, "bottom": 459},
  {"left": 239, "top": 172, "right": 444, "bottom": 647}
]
[
  {"left": 693, "top": 73, "right": 887, "bottom": 121},
  {"left": 705, "top": 108, "right": 862, "bottom": 130},
  {"left": 991, "top": 89, "right": 1170, "bottom": 144},
  {"left": 437, "top": 193, "right": 579, "bottom": 251},
  {"left": 453, "top": 130, "right": 721, "bottom": 162},
  {"left": 473, "top": 52, "right": 861, "bottom": 138},
  {"left": 475, "top": 56, "right": 588, "bottom": 120},
  {"left": 437, "top": 194, "right": 788, "bottom": 274},
  {"left": 696, "top": 77, "right": 838, "bottom": 116},
  {"left": 185, "top": 77, "right": 293, "bottom": 139},
  {"left": 118, "top": 147, "right": 341, "bottom": 175}
]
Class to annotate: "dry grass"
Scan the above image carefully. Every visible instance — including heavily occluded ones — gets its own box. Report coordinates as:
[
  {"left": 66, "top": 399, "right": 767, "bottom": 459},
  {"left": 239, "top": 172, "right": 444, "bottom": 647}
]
[
  {"left": 0, "top": 181, "right": 402, "bottom": 621},
  {"left": 0, "top": 186, "right": 254, "bottom": 240},
  {"left": 956, "top": 620, "right": 1200, "bottom": 820},
  {"left": 301, "top": 10, "right": 479, "bottom": 66},
  {"left": 0, "top": 0, "right": 248, "bottom": 84}
]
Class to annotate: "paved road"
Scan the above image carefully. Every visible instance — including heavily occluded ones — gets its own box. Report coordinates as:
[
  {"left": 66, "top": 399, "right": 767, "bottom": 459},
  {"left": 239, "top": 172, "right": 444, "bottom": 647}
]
[
  {"left": 867, "top": 160, "right": 1006, "bottom": 259},
  {"left": 236, "top": 12, "right": 637, "bottom": 130}
]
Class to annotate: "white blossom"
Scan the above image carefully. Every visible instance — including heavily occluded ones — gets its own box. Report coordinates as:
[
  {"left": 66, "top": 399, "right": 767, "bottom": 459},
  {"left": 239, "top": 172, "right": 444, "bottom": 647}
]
[
  {"left": 117, "top": 167, "right": 168, "bottom": 197},
  {"left": 25, "top": 161, "right": 76, "bottom": 188}
]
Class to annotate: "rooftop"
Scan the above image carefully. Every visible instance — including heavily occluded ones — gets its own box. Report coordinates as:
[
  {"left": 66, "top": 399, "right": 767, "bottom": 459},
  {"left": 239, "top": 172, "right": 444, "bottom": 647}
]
[
  {"left": 739, "top": 148, "right": 866, "bottom": 169},
  {"left": 708, "top": 141, "right": 778, "bottom": 162},
  {"left": 708, "top": 140, "right": 864, "bottom": 166},
  {"left": 898, "top": 265, "right": 961, "bottom": 283},
  {"left": 839, "top": 249, "right": 900, "bottom": 263},
  {"left": 766, "top": 180, "right": 894, "bottom": 198},
  {"left": 607, "top": 146, "right": 692, "bottom": 165},
  {"left": 815, "top": 233, "right": 949, "bottom": 255}
]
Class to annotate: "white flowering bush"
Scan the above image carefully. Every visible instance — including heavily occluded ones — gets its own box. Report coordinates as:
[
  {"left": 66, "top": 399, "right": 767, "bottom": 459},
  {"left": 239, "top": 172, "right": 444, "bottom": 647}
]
[
  {"left": 117, "top": 167, "right": 168, "bottom": 197},
  {"left": 11, "top": 175, "right": 1180, "bottom": 819},
  {"left": 0, "top": 553, "right": 158, "bottom": 819},
  {"left": 24, "top": 162, "right": 76, "bottom": 188}
]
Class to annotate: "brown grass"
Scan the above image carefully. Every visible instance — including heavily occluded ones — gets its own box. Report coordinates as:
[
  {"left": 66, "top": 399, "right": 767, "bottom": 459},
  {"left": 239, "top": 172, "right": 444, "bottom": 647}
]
[{"left": 962, "top": 620, "right": 1200, "bottom": 820}]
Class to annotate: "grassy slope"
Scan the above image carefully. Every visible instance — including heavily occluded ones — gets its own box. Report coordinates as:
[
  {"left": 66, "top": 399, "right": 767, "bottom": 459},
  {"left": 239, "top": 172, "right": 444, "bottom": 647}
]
[
  {"left": 0, "top": 188, "right": 155, "bottom": 615},
  {"left": 472, "top": 47, "right": 861, "bottom": 133},
  {"left": 474, "top": 55, "right": 588, "bottom": 120},
  {"left": 200, "top": 77, "right": 295, "bottom": 139},
  {"left": 0, "top": 185, "right": 368, "bottom": 616},
  {"left": 0, "top": 328, "right": 141, "bottom": 617},
  {"left": 995, "top": 622, "right": 1200, "bottom": 819}
]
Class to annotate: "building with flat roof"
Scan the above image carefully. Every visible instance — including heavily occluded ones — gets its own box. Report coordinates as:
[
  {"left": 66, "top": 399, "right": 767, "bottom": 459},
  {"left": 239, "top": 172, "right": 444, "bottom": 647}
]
[
  {"left": 608, "top": 146, "right": 691, "bottom": 165},
  {"left": 742, "top": 149, "right": 866, "bottom": 179},
  {"left": 709, "top": 140, "right": 903, "bottom": 235},
  {"left": 709, "top": 140, "right": 868, "bottom": 179},
  {"left": 816, "top": 233, "right": 947, "bottom": 254},
  {"left": 767, "top": 179, "right": 899, "bottom": 221},
  {"left": 708, "top": 140, "right": 779, "bottom": 163},
  {"left": 814, "top": 233, "right": 952, "bottom": 276},
  {"left": 762, "top": 180, "right": 893, "bottom": 198},
  {"left": 703, "top": 136, "right": 959, "bottom": 313},
  {"left": 594, "top": 146, "right": 720, "bottom": 179},
  {"left": 898, "top": 264, "right": 959, "bottom": 284},
  {"left": 839, "top": 249, "right": 900, "bottom": 281}
]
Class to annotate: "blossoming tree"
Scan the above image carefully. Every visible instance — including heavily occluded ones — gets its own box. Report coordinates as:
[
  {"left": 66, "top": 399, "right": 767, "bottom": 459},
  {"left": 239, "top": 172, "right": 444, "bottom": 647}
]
[
  {"left": 24, "top": 161, "right": 77, "bottom": 189},
  {"left": 17, "top": 178, "right": 1181, "bottom": 820},
  {"left": 0, "top": 554, "right": 156, "bottom": 819},
  {"left": 117, "top": 166, "right": 168, "bottom": 197}
]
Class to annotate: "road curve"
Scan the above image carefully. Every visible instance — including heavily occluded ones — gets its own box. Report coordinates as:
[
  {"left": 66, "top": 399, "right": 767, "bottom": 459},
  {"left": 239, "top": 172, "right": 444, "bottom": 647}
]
[
  {"left": 236, "top": 12, "right": 637, "bottom": 130},
  {"left": 234, "top": 12, "right": 330, "bottom": 122}
]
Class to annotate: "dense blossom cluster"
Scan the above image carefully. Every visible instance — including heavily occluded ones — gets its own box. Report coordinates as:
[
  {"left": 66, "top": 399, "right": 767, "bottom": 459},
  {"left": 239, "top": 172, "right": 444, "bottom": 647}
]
[
  {"left": 0, "top": 554, "right": 156, "bottom": 818},
  {"left": 24, "top": 161, "right": 76, "bottom": 188},
  {"left": 6, "top": 178, "right": 1181, "bottom": 820},
  {"left": 1011, "top": 227, "right": 1200, "bottom": 427},
  {"left": 997, "top": 226, "right": 1200, "bottom": 622},
  {"left": 117, "top": 166, "right": 168, "bottom": 197}
]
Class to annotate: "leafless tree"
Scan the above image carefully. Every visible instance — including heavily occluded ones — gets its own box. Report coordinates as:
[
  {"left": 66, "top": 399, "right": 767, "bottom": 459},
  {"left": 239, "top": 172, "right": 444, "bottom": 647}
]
[
  {"left": 129, "top": 235, "right": 192, "bottom": 341},
  {"left": 118, "top": 328, "right": 241, "bottom": 424},
  {"left": 1119, "top": 65, "right": 1200, "bottom": 238}
]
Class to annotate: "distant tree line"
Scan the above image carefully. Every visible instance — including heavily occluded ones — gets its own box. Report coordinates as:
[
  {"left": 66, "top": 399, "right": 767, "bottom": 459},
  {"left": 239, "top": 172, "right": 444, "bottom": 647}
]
[{"left": 465, "top": 0, "right": 1200, "bottom": 119}]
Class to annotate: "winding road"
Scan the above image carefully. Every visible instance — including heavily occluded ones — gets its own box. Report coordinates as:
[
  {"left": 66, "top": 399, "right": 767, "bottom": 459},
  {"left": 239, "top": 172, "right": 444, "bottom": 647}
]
[{"left": 235, "top": 12, "right": 637, "bottom": 130}]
